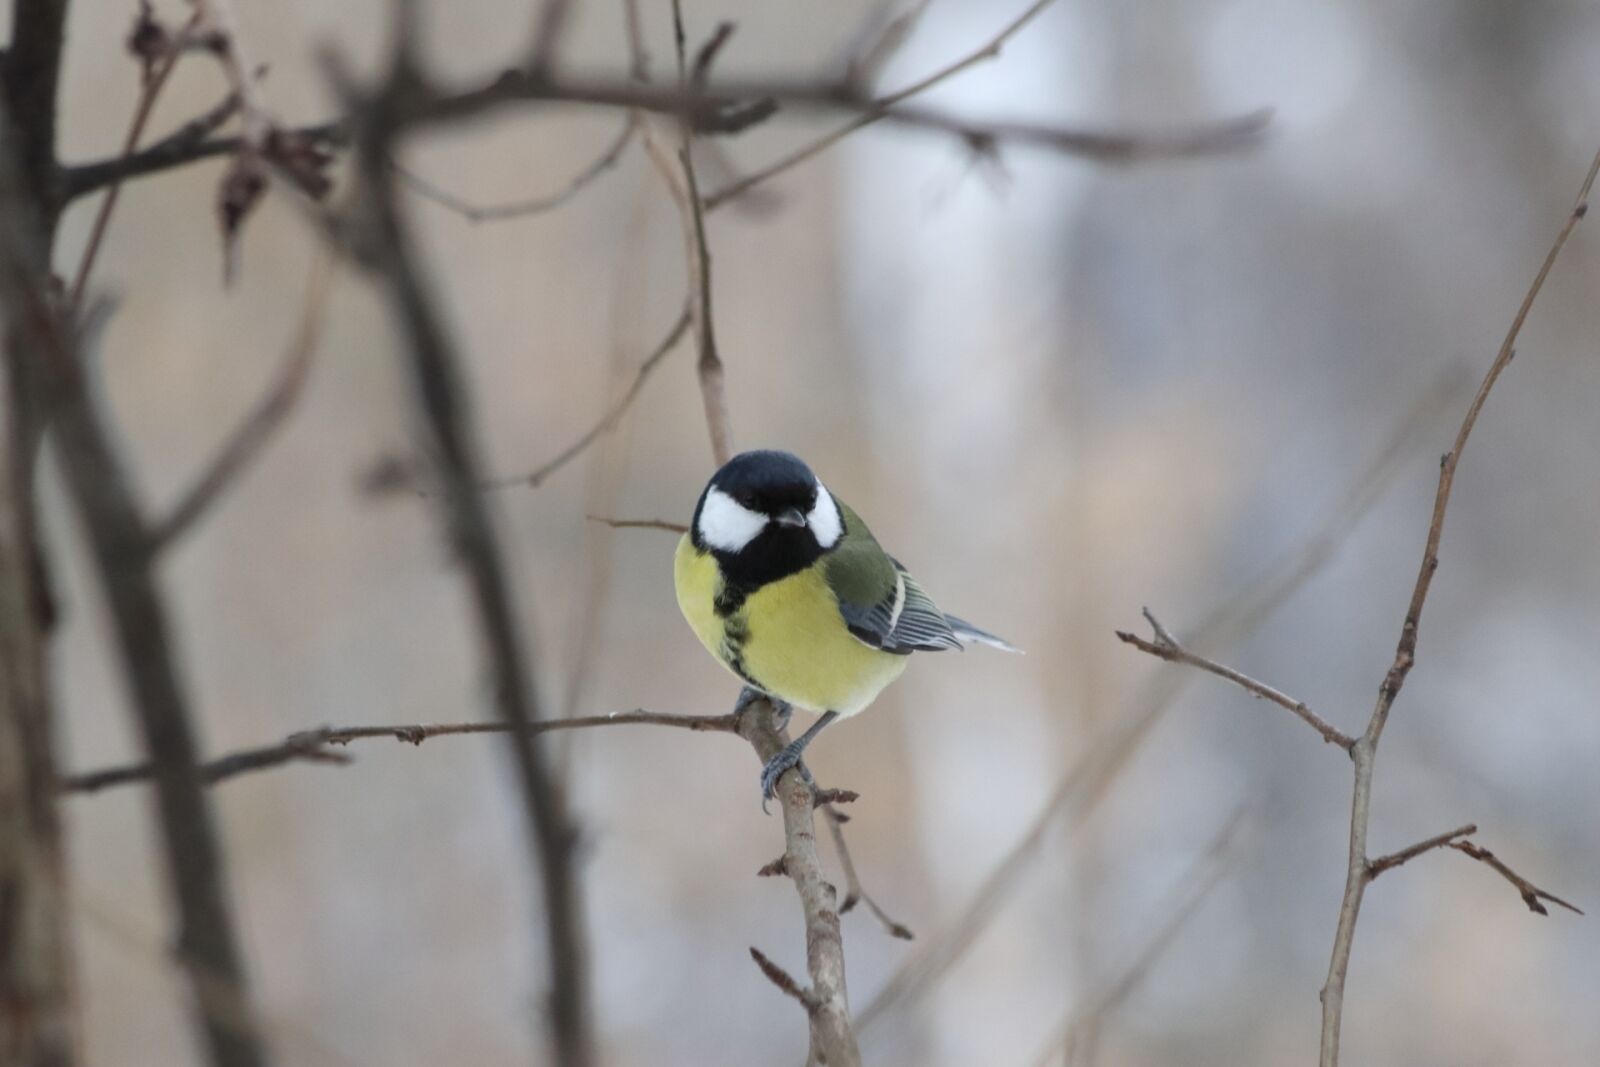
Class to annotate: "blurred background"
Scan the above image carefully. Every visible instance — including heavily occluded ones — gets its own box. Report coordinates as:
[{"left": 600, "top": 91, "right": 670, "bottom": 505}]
[{"left": 31, "top": 0, "right": 1600, "bottom": 1064}]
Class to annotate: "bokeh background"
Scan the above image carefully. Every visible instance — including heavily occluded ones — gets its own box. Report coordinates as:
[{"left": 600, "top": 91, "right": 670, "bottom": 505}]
[{"left": 32, "top": 0, "right": 1600, "bottom": 1064}]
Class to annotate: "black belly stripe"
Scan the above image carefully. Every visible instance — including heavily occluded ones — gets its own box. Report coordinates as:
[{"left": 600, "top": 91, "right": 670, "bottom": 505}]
[
  {"left": 714, "top": 583, "right": 749, "bottom": 617},
  {"left": 720, "top": 615, "right": 755, "bottom": 684}
]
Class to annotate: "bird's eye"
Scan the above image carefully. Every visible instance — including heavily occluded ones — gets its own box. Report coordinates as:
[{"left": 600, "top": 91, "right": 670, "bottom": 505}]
[{"left": 735, "top": 492, "right": 756, "bottom": 508}]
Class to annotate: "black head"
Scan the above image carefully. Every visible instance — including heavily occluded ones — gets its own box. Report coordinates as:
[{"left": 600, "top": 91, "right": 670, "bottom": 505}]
[{"left": 691, "top": 450, "right": 844, "bottom": 590}]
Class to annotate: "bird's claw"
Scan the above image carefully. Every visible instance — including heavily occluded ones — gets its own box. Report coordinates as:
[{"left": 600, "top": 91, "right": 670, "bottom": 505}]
[
  {"left": 734, "top": 686, "right": 793, "bottom": 730},
  {"left": 759, "top": 746, "right": 813, "bottom": 813}
]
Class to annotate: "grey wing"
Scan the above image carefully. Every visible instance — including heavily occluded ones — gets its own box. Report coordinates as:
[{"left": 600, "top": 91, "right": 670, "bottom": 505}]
[{"left": 838, "top": 560, "right": 964, "bottom": 654}]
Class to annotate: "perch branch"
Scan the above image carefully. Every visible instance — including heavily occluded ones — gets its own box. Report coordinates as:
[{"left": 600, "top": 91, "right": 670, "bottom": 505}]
[
  {"left": 61, "top": 709, "right": 740, "bottom": 794},
  {"left": 1116, "top": 608, "right": 1354, "bottom": 750},
  {"left": 738, "top": 697, "right": 862, "bottom": 1067}
]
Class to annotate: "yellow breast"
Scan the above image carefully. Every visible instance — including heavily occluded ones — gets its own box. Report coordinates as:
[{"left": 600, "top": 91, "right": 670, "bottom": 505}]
[{"left": 674, "top": 534, "right": 907, "bottom": 716}]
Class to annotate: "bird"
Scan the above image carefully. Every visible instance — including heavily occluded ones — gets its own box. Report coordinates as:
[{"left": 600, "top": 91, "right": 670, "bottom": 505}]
[{"left": 674, "top": 449, "right": 1019, "bottom": 805}]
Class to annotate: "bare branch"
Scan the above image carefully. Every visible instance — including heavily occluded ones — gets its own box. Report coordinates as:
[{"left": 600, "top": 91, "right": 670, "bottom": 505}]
[
  {"left": 397, "top": 115, "right": 636, "bottom": 223},
  {"left": 147, "top": 251, "right": 334, "bottom": 552},
  {"left": 481, "top": 302, "right": 691, "bottom": 489},
  {"left": 67, "top": 4, "right": 200, "bottom": 308},
  {"left": 824, "top": 806, "right": 914, "bottom": 941},
  {"left": 1366, "top": 824, "right": 1476, "bottom": 879},
  {"left": 61, "top": 709, "right": 740, "bottom": 794},
  {"left": 585, "top": 515, "right": 688, "bottom": 533},
  {"left": 528, "top": 0, "right": 575, "bottom": 73},
  {"left": 1450, "top": 841, "right": 1583, "bottom": 917},
  {"left": 738, "top": 697, "right": 862, "bottom": 1067},
  {"left": 858, "top": 373, "right": 1451, "bottom": 1039},
  {"left": 707, "top": 0, "right": 1056, "bottom": 209},
  {"left": 1, "top": 174, "right": 270, "bottom": 1067},
  {"left": 328, "top": 20, "right": 594, "bottom": 1064},
  {"left": 58, "top": 65, "right": 1268, "bottom": 204},
  {"left": 1116, "top": 608, "right": 1355, "bottom": 750},
  {"left": 1317, "top": 147, "right": 1600, "bottom": 1067},
  {"left": 749, "top": 946, "right": 821, "bottom": 1013}
]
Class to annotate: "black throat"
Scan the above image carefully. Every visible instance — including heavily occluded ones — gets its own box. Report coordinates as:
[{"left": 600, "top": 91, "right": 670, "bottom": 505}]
[{"left": 709, "top": 527, "right": 828, "bottom": 615}]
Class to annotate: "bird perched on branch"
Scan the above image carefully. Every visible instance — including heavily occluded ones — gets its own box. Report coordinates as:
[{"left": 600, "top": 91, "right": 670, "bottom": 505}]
[{"left": 675, "top": 450, "right": 1018, "bottom": 806}]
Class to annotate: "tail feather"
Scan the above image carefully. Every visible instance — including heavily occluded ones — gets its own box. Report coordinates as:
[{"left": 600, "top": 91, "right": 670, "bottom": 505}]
[{"left": 944, "top": 615, "right": 1023, "bottom": 654}]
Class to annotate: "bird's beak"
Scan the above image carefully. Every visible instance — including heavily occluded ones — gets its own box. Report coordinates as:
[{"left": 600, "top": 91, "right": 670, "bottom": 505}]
[{"left": 774, "top": 506, "right": 807, "bottom": 529}]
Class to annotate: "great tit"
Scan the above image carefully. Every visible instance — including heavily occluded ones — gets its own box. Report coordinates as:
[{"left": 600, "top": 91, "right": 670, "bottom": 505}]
[{"left": 674, "top": 449, "right": 1018, "bottom": 803}]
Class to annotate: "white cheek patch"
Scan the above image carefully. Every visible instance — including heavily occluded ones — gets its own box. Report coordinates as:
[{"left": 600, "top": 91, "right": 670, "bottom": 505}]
[
  {"left": 698, "top": 487, "right": 767, "bottom": 551},
  {"left": 809, "top": 484, "right": 843, "bottom": 549}
]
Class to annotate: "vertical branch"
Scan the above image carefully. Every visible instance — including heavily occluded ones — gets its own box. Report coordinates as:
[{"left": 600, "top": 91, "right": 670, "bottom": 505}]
[
  {"left": 0, "top": 300, "right": 74, "bottom": 1067},
  {"left": 739, "top": 703, "right": 863, "bottom": 1067},
  {"left": 1, "top": 251, "right": 270, "bottom": 1067},
  {"left": 332, "top": 24, "right": 593, "bottom": 1067},
  {"left": 1316, "top": 147, "right": 1600, "bottom": 1067},
  {"left": 667, "top": 0, "right": 731, "bottom": 465}
]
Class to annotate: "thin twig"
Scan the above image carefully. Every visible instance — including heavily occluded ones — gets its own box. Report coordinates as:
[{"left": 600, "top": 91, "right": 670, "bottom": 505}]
[
  {"left": 749, "top": 946, "right": 821, "bottom": 1013},
  {"left": 857, "top": 372, "right": 1455, "bottom": 1041},
  {"left": 58, "top": 67, "right": 1269, "bottom": 204},
  {"left": 147, "top": 250, "right": 335, "bottom": 552},
  {"left": 585, "top": 515, "right": 688, "bottom": 533},
  {"left": 529, "top": 0, "right": 575, "bottom": 73},
  {"left": 482, "top": 302, "right": 691, "bottom": 489},
  {"left": 68, "top": 7, "right": 200, "bottom": 308},
  {"left": 1365, "top": 824, "right": 1476, "bottom": 879},
  {"left": 1449, "top": 841, "right": 1583, "bottom": 917},
  {"left": 1317, "top": 147, "right": 1600, "bottom": 1067},
  {"left": 61, "top": 709, "right": 740, "bottom": 794},
  {"left": 705, "top": 0, "right": 1057, "bottom": 209},
  {"left": 1116, "top": 608, "right": 1355, "bottom": 750},
  {"left": 824, "top": 807, "right": 914, "bottom": 940},
  {"left": 397, "top": 115, "right": 636, "bottom": 223}
]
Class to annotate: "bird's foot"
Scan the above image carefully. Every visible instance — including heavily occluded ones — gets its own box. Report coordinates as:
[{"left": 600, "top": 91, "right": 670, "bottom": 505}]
[
  {"left": 734, "top": 686, "right": 792, "bottom": 730},
  {"left": 759, "top": 745, "right": 813, "bottom": 813}
]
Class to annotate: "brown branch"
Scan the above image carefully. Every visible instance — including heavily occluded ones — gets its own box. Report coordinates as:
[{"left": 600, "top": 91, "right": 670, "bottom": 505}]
[
  {"left": 57, "top": 66, "right": 1268, "bottom": 205},
  {"left": 749, "top": 946, "right": 821, "bottom": 1013},
  {"left": 61, "top": 709, "right": 740, "bottom": 794},
  {"left": 585, "top": 515, "right": 688, "bottom": 533},
  {"left": 1, "top": 175, "right": 270, "bottom": 1067},
  {"left": 1450, "top": 841, "right": 1583, "bottom": 917},
  {"left": 481, "top": 302, "right": 692, "bottom": 490},
  {"left": 396, "top": 114, "right": 636, "bottom": 223},
  {"left": 67, "top": 5, "right": 200, "bottom": 308},
  {"left": 327, "top": 14, "right": 594, "bottom": 1064},
  {"left": 824, "top": 806, "right": 914, "bottom": 941},
  {"left": 738, "top": 697, "right": 862, "bottom": 1067},
  {"left": 858, "top": 371, "right": 1454, "bottom": 1039},
  {"left": 147, "top": 250, "right": 334, "bottom": 552},
  {"left": 1116, "top": 608, "right": 1355, "bottom": 750},
  {"left": 1317, "top": 147, "right": 1600, "bottom": 1067},
  {"left": 705, "top": 0, "right": 1056, "bottom": 209},
  {"left": 1365, "top": 824, "right": 1477, "bottom": 879}
]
